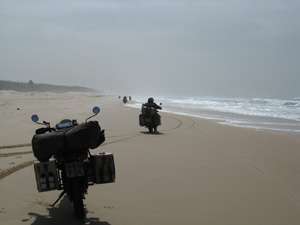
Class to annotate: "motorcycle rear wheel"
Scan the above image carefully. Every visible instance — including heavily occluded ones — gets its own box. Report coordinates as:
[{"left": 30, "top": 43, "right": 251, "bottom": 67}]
[{"left": 72, "top": 182, "right": 85, "bottom": 219}]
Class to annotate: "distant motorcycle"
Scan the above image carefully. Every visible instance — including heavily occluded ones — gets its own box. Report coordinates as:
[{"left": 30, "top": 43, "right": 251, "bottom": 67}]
[
  {"left": 123, "top": 96, "right": 128, "bottom": 104},
  {"left": 139, "top": 103, "right": 162, "bottom": 133},
  {"left": 31, "top": 107, "right": 115, "bottom": 219}
]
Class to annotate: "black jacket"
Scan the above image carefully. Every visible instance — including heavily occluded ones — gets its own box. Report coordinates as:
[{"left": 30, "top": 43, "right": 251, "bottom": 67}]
[{"left": 144, "top": 102, "right": 162, "bottom": 110}]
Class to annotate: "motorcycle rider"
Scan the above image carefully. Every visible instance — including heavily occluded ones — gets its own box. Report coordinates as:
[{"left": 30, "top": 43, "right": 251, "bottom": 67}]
[
  {"left": 123, "top": 96, "right": 128, "bottom": 104},
  {"left": 144, "top": 97, "right": 162, "bottom": 112},
  {"left": 140, "top": 97, "right": 162, "bottom": 132}
]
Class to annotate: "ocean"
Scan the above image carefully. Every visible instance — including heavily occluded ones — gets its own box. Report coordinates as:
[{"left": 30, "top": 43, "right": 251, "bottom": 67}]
[{"left": 127, "top": 96, "right": 300, "bottom": 135}]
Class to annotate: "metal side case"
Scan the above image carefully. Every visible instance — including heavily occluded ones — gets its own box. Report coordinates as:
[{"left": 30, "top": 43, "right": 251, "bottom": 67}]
[
  {"left": 91, "top": 152, "right": 115, "bottom": 184},
  {"left": 34, "top": 159, "right": 59, "bottom": 192}
]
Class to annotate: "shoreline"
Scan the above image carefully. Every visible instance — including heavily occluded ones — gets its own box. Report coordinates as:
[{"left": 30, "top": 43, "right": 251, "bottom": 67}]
[
  {"left": 0, "top": 92, "right": 299, "bottom": 225},
  {"left": 126, "top": 98, "right": 300, "bottom": 136}
]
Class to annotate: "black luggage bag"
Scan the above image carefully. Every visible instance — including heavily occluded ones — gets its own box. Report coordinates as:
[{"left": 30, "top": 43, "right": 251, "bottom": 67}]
[{"left": 32, "top": 121, "right": 105, "bottom": 161}]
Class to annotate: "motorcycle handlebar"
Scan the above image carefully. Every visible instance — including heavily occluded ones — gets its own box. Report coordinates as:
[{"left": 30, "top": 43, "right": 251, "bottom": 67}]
[{"left": 35, "top": 127, "right": 56, "bottom": 134}]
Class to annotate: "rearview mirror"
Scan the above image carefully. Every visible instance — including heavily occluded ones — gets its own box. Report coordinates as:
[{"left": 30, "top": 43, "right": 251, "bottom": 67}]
[
  {"left": 31, "top": 114, "right": 39, "bottom": 122},
  {"left": 93, "top": 106, "right": 100, "bottom": 115}
]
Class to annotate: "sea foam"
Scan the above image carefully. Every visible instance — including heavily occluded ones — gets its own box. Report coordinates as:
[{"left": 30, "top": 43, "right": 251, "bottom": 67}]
[{"left": 128, "top": 96, "right": 300, "bottom": 135}]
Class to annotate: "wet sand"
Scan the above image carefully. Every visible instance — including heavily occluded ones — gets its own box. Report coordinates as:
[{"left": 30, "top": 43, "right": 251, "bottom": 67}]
[{"left": 0, "top": 91, "right": 299, "bottom": 225}]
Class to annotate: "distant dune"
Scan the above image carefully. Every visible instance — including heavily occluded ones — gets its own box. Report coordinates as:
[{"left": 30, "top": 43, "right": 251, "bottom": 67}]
[{"left": 0, "top": 80, "right": 102, "bottom": 93}]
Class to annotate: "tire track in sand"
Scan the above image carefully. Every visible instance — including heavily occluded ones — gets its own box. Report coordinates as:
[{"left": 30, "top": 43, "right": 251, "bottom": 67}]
[
  {"left": 0, "top": 151, "right": 32, "bottom": 158},
  {"left": 0, "top": 115, "right": 184, "bottom": 179},
  {"left": 0, "top": 143, "right": 31, "bottom": 149},
  {"left": 0, "top": 143, "right": 33, "bottom": 157},
  {"left": 0, "top": 160, "right": 35, "bottom": 180},
  {"left": 0, "top": 143, "right": 34, "bottom": 180},
  {"left": 102, "top": 115, "right": 184, "bottom": 146},
  {"left": 183, "top": 115, "right": 300, "bottom": 204}
]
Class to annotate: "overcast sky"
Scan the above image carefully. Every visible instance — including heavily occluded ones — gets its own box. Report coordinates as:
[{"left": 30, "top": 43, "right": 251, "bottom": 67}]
[{"left": 0, "top": 0, "right": 299, "bottom": 97}]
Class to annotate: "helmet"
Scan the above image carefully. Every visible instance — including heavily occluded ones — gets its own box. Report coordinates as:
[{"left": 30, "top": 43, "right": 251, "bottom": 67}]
[{"left": 148, "top": 97, "right": 154, "bottom": 103}]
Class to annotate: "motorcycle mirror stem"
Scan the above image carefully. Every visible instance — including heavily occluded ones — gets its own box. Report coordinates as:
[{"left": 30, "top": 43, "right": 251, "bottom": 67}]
[
  {"left": 31, "top": 114, "right": 44, "bottom": 125},
  {"left": 31, "top": 114, "right": 51, "bottom": 127},
  {"left": 85, "top": 106, "right": 100, "bottom": 122}
]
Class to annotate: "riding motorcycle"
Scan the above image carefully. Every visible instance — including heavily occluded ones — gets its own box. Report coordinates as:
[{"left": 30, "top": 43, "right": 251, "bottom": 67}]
[
  {"left": 123, "top": 96, "right": 128, "bottom": 104},
  {"left": 31, "top": 107, "right": 115, "bottom": 219},
  {"left": 139, "top": 104, "right": 162, "bottom": 133}
]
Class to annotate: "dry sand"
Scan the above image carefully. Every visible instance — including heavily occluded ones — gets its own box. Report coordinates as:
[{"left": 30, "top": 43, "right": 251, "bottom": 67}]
[{"left": 0, "top": 91, "right": 299, "bottom": 225}]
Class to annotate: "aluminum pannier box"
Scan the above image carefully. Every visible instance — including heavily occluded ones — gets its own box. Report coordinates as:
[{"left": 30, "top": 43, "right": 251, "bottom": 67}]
[
  {"left": 34, "top": 159, "right": 59, "bottom": 192},
  {"left": 91, "top": 152, "right": 115, "bottom": 184},
  {"left": 139, "top": 114, "right": 146, "bottom": 126}
]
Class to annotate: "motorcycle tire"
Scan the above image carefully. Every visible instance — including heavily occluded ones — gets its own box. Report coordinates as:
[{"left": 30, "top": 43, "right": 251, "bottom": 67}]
[
  {"left": 72, "top": 181, "right": 85, "bottom": 219},
  {"left": 148, "top": 127, "right": 153, "bottom": 133}
]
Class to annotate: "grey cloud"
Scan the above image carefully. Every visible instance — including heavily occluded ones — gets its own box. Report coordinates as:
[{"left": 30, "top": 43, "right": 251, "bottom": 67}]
[{"left": 0, "top": 0, "right": 299, "bottom": 97}]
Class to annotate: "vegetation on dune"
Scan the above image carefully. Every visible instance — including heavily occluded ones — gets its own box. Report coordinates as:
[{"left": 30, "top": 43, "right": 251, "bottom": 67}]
[{"left": 0, "top": 80, "right": 102, "bottom": 93}]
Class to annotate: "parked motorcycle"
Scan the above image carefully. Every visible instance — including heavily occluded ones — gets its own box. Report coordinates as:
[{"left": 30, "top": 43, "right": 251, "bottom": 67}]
[
  {"left": 31, "top": 107, "right": 115, "bottom": 219},
  {"left": 139, "top": 104, "right": 162, "bottom": 133}
]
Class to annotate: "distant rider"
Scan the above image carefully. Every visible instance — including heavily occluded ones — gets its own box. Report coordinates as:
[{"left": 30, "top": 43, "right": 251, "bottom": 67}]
[{"left": 123, "top": 96, "right": 128, "bottom": 104}]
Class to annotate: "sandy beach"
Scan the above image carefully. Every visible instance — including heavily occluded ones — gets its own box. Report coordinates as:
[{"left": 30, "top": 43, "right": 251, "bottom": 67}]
[{"left": 0, "top": 91, "right": 299, "bottom": 225}]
